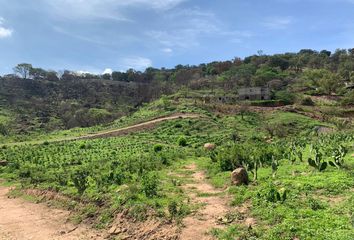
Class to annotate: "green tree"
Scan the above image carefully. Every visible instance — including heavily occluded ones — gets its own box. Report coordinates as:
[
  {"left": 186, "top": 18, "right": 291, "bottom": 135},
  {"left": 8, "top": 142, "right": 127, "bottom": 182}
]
[{"left": 13, "top": 63, "right": 33, "bottom": 79}]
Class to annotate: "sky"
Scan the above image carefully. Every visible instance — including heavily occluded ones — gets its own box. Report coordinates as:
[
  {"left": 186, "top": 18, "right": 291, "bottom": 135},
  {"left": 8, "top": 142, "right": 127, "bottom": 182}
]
[{"left": 0, "top": 0, "right": 354, "bottom": 75}]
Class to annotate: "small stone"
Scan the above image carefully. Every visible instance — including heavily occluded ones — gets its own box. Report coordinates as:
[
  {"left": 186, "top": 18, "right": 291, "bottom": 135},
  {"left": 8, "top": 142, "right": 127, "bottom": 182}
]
[
  {"left": 204, "top": 143, "right": 216, "bottom": 151},
  {"left": 108, "top": 226, "right": 117, "bottom": 235}
]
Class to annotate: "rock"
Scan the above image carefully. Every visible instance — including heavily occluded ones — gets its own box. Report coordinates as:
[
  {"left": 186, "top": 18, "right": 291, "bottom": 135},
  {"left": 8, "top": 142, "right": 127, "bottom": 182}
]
[
  {"left": 231, "top": 168, "right": 249, "bottom": 186},
  {"left": 108, "top": 226, "right": 121, "bottom": 235},
  {"left": 0, "top": 160, "right": 8, "bottom": 166},
  {"left": 315, "top": 126, "right": 334, "bottom": 134},
  {"left": 244, "top": 217, "right": 256, "bottom": 227},
  {"left": 204, "top": 143, "right": 216, "bottom": 151}
]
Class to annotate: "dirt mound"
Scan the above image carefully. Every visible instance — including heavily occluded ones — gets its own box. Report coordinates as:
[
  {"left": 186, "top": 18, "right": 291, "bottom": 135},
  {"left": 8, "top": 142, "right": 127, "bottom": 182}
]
[{"left": 108, "top": 212, "right": 179, "bottom": 240}]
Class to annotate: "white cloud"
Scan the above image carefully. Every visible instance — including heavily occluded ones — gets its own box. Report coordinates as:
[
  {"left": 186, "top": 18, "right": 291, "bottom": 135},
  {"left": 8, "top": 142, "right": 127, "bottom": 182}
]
[
  {"left": 0, "top": 27, "right": 12, "bottom": 38},
  {"left": 44, "top": 0, "right": 187, "bottom": 21},
  {"left": 120, "top": 57, "right": 152, "bottom": 71},
  {"left": 262, "top": 16, "right": 293, "bottom": 30},
  {"left": 103, "top": 68, "right": 113, "bottom": 74},
  {"left": 74, "top": 70, "right": 99, "bottom": 76},
  {"left": 162, "top": 48, "right": 173, "bottom": 53},
  {"left": 146, "top": 8, "right": 253, "bottom": 50},
  {"left": 0, "top": 17, "right": 13, "bottom": 39}
]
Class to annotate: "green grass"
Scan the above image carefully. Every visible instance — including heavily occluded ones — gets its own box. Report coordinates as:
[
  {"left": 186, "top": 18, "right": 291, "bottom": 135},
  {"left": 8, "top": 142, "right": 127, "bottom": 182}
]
[{"left": 204, "top": 144, "right": 354, "bottom": 240}]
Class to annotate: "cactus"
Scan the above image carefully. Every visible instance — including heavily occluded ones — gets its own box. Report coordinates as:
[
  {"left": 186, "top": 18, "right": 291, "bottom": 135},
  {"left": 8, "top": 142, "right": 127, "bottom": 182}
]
[
  {"left": 308, "top": 145, "right": 327, "bottom": 172},
  {"left": 329, "top": 145, "right": 347, "bottom": 169},
  {"left": 259, "top": 185, "right": 288, "bottom": 203},
  {"left": 271, "top": 155, "right": 279, "bottom": 178}
]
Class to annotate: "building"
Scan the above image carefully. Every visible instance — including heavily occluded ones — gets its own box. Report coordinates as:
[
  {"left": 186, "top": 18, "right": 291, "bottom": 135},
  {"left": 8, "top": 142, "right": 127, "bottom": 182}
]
[{"left": 237, "top": 87, "right": 270, "bottom": 100}]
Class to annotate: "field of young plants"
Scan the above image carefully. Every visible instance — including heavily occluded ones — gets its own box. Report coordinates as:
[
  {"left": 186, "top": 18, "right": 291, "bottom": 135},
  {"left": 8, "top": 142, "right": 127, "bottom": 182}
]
[{"left": 0, "top": 103, "right": 353, "bottom": 239}]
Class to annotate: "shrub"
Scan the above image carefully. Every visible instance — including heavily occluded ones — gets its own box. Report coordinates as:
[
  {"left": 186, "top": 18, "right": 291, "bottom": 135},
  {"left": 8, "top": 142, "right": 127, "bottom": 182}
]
[
  {"left": 71, "top": 168, "right": 90, "bottom": 195},
  {"left": 0, "top": 123, "right": 8, "bottom": 136},
  {"left": 141, "top": 172, "right": 159, "bottom": 197},
  {"left": 168, "top": 200, "right": 178, "bottom": 219},
  {"left": 275, "top": 90, "right": 296, "bottom": 105},
  {"left": 177, "top": 136, "right": 187, "bottom": 147},
  {"left": 301, "top": 97, "right": 315, "bottom": 106},
  {"left": 175, "top": 123, "right": 183, "bottom": 128},
  {"left": 216, "top": 145, "right": 247, "bottom": 171},
  {"left": 340, "top": 90, "right": 354, "bottom": 106},
  {"left": 153, "top": 144, "right": 163, "bottom": 152}
]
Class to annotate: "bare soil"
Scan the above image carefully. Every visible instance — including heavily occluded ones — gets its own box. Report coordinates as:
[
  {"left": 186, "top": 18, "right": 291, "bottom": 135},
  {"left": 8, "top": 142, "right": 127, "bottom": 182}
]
[
  {"left": 178, "top": 163, "right": 230, "bottom": 240},
  {"left": 0, "top": 187, "right": 104, "bottom": 240}
]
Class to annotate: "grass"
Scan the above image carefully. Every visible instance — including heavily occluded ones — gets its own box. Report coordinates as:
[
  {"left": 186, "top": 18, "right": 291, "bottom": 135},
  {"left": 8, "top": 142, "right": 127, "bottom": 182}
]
[{"left": 205, "top": 145, "right": 354, "bottom": 240}]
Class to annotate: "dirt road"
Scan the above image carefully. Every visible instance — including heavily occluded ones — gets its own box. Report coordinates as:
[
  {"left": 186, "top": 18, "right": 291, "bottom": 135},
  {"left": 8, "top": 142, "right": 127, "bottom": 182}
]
[
  {"left": 72, "top": 113, "right": 200, "bottom": 141},
  {"left": 0, "top": 187, "right": 104, "bottom": 240}
]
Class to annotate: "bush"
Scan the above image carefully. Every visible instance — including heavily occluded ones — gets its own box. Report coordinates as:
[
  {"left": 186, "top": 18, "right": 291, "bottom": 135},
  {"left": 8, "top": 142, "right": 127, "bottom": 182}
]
[
  {"left": 71, "top": 168, "right": 90, "bottom": 195},
  {"left": 341, "top": 90, "right": 354, "bottom": 106},
  {"left": 141, "top": 172, "right": 159, "bottom": 197},
  {"left": 275, "top": 90, "right": 296, "bottom": 105},
  {"left": 216, "top": 145, "right": 247, "bottom": 171},
  {"left": 301, "top": 97, "right": 315, "bottom": 106},
  {"left": 153, "top": 144, "right": 163, "bottom": 152},
  {"left": 177, "top": 136, "right": 187, "bottom": 147},
  {"left": 0, "top": 123, "right": 8, "bottom": 136}
]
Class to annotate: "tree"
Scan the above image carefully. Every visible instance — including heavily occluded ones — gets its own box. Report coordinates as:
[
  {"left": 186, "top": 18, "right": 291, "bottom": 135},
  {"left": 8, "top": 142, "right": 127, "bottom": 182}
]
[
  {"left": 13, "top": 63, "right": 33, "bottom": 79},
  {"left": 29, "top": 67, "right": 47, "bottom": 80},
  {"left": 46, "top": 71, "right": 59, "bottom": 81},
  {"left": 102, "top": 73, "right": 111, "bottom": 80},
  {"left": 302, "top": 69, "right": 341, "bottom": 94},
  {"left": 112, "top": 71, "right": 128, "bottom": 82}
]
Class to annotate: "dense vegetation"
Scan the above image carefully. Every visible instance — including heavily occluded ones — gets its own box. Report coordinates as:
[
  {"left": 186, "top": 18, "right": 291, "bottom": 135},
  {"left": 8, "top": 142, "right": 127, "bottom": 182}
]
[{"left": 1, "top": 48, "right": 353, "bottom": 136}]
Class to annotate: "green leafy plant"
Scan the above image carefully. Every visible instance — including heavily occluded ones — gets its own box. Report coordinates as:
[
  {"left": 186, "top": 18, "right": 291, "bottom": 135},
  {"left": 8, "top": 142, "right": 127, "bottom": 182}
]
[
  {"left": 257, "top": 184, "right": 288, "bottom": 203},
  {"left": 71, "top": 168, "right": 90, "bottom": 195},
  {"left": 177, "top": 136, "right": 187, "bottom": 147},
  {"left": 153, "top": 144, "right": 163, "bottom": 152},
  {"left": 141, "top": 172, "right": 159, "bottom": 197}
]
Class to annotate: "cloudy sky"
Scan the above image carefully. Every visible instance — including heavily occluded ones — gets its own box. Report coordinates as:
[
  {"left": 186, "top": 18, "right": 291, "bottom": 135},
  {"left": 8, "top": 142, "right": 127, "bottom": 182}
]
[{"left": 0, "top": 0, "right": 354, "bottom": 74}]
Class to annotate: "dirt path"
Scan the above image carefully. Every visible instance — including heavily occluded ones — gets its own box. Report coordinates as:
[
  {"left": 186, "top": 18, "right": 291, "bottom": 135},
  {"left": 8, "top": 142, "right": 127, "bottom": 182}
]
[
  {"left": 73, "top": 113, "right": 200, "bottom": 141},
  {"left": 0, "top": 187, "right": 104, "bottom": 240},
  {"left": 178, "top": 163, "right": 230, "bottom": 240}
]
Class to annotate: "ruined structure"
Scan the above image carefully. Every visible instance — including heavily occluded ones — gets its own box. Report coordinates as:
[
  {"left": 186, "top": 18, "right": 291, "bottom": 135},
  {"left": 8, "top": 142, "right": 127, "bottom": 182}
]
[{"left": 237, "top": 87, "right": 270, "bottom": 100}]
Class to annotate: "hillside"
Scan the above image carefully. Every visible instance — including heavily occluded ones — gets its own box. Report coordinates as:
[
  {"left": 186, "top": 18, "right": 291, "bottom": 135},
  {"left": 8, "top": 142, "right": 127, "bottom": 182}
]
[
  {"left": 1, "top": 48, "right": 354, "bottom": 140},
  {"left": 0, "top": 49, "right": 354, "bottom": 240},
  {"left": 1, "top": 93, "right": 353, "bottom": 239}
]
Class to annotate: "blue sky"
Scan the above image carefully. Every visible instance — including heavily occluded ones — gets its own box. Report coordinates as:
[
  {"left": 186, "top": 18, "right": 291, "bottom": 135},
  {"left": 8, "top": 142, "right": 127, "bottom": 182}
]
[{"left": 0, "top": 0, "right": 354, "bottom": 75}]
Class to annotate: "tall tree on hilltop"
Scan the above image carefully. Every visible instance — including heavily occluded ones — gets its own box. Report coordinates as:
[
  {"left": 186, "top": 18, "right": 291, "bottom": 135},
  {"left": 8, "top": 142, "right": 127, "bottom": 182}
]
[{"left": 13, "top": 63, "right": 33, "bottom": 79}]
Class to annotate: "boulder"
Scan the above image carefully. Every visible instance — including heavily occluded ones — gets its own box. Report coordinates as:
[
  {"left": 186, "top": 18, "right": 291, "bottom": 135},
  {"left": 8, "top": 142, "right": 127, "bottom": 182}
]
[
  {"left": 231, "top": 168, "right": 249, "bottom": 186},
  {"left": 204, "top": 143, "right": 216, "bottom": 151}
]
